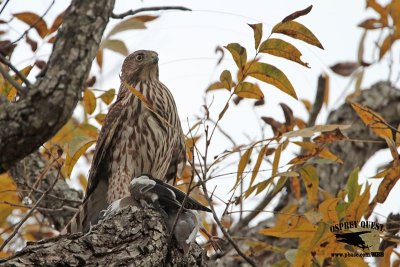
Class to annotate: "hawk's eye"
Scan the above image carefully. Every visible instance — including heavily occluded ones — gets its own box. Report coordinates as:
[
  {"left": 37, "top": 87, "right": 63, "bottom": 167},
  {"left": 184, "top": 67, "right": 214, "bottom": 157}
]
[{"left": 135, "top": 54, "right": 144, "bottom": 61}]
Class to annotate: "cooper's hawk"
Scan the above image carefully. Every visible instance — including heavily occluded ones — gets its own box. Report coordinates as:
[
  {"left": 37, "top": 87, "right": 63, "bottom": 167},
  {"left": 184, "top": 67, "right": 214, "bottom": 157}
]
[{"left": 63, "top": 50, "right": 187, "bottom": 233}]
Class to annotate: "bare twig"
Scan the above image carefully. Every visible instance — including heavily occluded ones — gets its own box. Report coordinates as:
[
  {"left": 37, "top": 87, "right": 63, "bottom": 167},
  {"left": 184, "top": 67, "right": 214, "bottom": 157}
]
[
  {"left": 111, "top": 6, "right": 191, "bottom": 19},
  {"left": 0, "top": 53, "right": 31, "bottom": 88},
  {"left": 0, "top": 0, "right": 10, "bottom": 15},
  {"left": 0, "top": 63, "right": 27, "bottom": 97},
  {"left": 0, "top": 166, "right": 60, "bottom": 251}
]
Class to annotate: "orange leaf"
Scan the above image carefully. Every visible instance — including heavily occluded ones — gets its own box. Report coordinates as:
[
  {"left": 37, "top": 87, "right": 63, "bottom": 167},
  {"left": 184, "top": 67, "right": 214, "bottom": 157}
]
[
  {"left": 345, "top": 183, "right": 370, "bottom": 221},
  {"left": 312, "top": 128, "right": 348, "bottom": 144},
  {"left": 376, "top": 166, "right": 400, "bottom": 203},
  {"left": 14, "top": 12, "right": 48, "bottom": 38},
  {"left": 95, "top": 113, "right": 106, "bottom": 125},
  {"left": 49, "top": 10, "right": 65, "bottom": 34},
  {"left": 83, "top": 89, "right": 96, "bottom": 115},
  {"left": 351, "top": 102, "right": 392, "bottom": 140}
]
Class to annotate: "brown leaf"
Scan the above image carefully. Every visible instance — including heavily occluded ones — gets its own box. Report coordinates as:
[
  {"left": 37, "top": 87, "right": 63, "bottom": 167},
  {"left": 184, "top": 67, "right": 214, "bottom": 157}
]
[
  {"left": 282, "top": 5, "right": 313, "bottom": 23},
  {"left": 215, "top": 46, "right": 224, "bottom": 65},
  {"left": 233, "top": 96, "right": 243, "bottom": 105},
  {"left": 49, "top": 10, "right": 65, "bottom": 34},
  {"left": 35, "top": 60, "right": 47, "bottom": 70},
  {"left": 85, "top": 76, "right": 96, "bottom": 87},
  {"left": 96, "top": 49, "right": 103, "bottom": 69},
  {"left": 379, "top": 34, "right": 400, "bottom": 59},
  {"left": 280, "top": 103, "right": 294, "bottom": 126},
  {"left": 132, "top": 15, "right": 159, "bottom": 23},
  {"left": 261, "top": 117, "right": 282, "bottom": 136},
  {"left": 330, "top": 62, "right": 359, "bottom": 76},
  {"left": 0, "top": 40, "right": 16, "bottom": 57},
  {"left": 312, "top": 128, "right": 348, "bottom": 144},
  {"left": 206, "top": 81, "right": 225, "bottom": 92},
  {"left": 254, "top": 99, "right": 265, "bottom": 106},
  {"left": 376, "top": 166, "right": 400, "bottom": 203},
  {"left": 14, "top": 12, "right": 48, "bottom": 38},
  {"left": 358, "top": 18, "right": 385, "bottom": 29},
  {"left": 47, "top": 36, "right": 57, "bottom": 43},
  {"left": 220, "top": 70, "right": 233, "bottom": 90},
  {"left": 25, "top": 34, "right": 37, "bottom": 52}
]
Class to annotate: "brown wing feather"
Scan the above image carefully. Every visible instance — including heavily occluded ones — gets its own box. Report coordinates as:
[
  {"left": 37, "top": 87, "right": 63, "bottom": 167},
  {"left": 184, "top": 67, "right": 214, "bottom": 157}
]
[{"left": 84, "top": 97, "right": 124, "bottom": 200}]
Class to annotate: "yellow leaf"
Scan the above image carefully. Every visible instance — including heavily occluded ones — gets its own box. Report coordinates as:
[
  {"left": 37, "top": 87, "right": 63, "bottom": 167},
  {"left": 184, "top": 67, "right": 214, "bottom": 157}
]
[
  {"left": 225, "top": 43, "right": 247, "bottom": 70},
  {"left": 63, "top": 137, "right": 96, "bottom": 178},
  {"left": 272, "top": 21, "right": 323, "bottom": 49},
  {"left": 319, "top": 198, "right": 339, "bottom": 223},
  {"left": 248, "top": 23, "right": 263, "bottom": 50},
  {"left": 234, "top": 146, "right": 253, "bottom": 189},
  {"left": 346, "top": 168, "right": 361, "bottom": 203},
  {"left": 249, "top": 145, "right": 267, "bottom": 188},
  {"left": 259, "top": 38, "right": 309, "bottom": 67},
  {"left": 300, "top": 165, "right": 319, "bottom": 205},
  {"left": 206, "top": 81, "right": 225, "bottom": 92},
  {"left": 319, "top": 147, "right": 343, "bottom": 164},
  {"left": 219, "top": 70, "right": 232, "bottom": 90},
  {"left": 100, "top": 39, "right": 128, "bottom": 56},
  {"left": 78, "top": 173, "right": 88, "bottom": 192},
  {"left": 99, "top": 88, "right": 116, "bottom": 105},
  {"left": 246, "top": 62, "right": 297, "bottom": 99},
  {"left": 301, "top": 99, "right": 312, "bottom": 112},
  {"left": 376, "top": 166, "right": 400, "bottom": 203},
  {"left": 95, "top": 113, "right": 106, "bottom": 125},
  {"left": 96, "top": 49, "right": 103, "bottom": 69},
  {"left": 272, "top": 143, "right": 282, "bottom": 177},
  {"left": 284, "top": 124, "right": 351, "bottom": 138},
  {"left": 351, "top": 102, "right": 392, "bottom": 140},
  {"left": 234, "top": 82, "right": 264, "bottom": 100},
  {"left": 83, "top": 89, "right": 96, "bottom": 115},
  {"left": 218, "top": 102, "right": 229, "bottom": 120},
  {"left": 345, "top": 183, "right": 370, "bottom": 221},
  {"left": 14, "top": 12, "right": 48, "bottom": 38},
  {"left": 0, "top": 173, "right": 21, "bottom": 226}
]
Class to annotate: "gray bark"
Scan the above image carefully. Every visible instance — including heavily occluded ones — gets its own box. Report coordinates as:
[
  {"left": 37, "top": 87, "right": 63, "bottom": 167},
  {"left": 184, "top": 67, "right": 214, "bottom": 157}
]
[
  {"left": 0, "top": 0, "right": 115, "bottom": 172},
  {"left": 9, "top": 151, "right": 82, "bottom": 231},
  {"left": 0, "top": 206, "right": 208, "bottom": 266}
]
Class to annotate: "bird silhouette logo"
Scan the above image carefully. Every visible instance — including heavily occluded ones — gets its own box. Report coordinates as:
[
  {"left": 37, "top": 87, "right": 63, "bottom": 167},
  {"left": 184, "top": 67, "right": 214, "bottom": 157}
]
[{"left": 334, "top": 231, "right": 372, "bottom": 250}]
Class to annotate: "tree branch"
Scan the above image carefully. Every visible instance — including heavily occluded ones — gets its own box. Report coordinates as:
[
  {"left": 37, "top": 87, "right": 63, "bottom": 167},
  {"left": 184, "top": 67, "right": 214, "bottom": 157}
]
[
  {"left": 0, "top": 206, "right": 208, "bottom": 266},
  {"left": 0, "top": 63, "right": 28, "bottom": 97},
  {"left": 111, "top": 6, "right": 191, "bottom": 19},
  {"left": 0, "top": 0, "right": 116, "bottom": 173}
]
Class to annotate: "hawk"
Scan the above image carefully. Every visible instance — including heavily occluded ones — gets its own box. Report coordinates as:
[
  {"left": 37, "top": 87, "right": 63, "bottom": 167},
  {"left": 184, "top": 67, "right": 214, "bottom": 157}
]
[{"left": 63, "top": 50, "right": 187, "bottom": 233}]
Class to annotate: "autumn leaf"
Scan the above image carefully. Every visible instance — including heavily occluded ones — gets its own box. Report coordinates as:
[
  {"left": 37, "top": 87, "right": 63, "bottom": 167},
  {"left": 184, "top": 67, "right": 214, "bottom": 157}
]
[
  {"left": 83, "top": 89, "right": 96, "bottom": 115},
  {"left": 95, "top": 113, "right": 106, "bottom": 125},
  {"left": 379, "top": 34, "right": 400, "bottom": 59},
  {"left": 284, "top": 124, "right": 351, "bottom": 138},
  {"left": 63, "top": 136, "right": 96, "bottom": 177},
  {"left": 220, "top": 70, "right": 233, "bottom": 90},
  {"left": 234, "top": 146, "right": 253, "bottom": 189},
  {"left": 225, "top": 43, "right": 247, "bottom": 70},
  {"left": 351, "top": 102, "right": 393, "bottom": 140},
  {"left": 49, "top": 10, "right": 65, "bottom": 34},
  {"left": 346, "top": 167, "right": 361, "bottom": 203},
  {"left": 14, "top": 12, "right": 48, "bottom": 38},
  {"left": 345, "top": 183, "right": 370, "bottom": 221},
  {"left": 234, "top": 82, "right": 264, "bottom": 100},
  {"left": 100, "top": 39, "right": 129, "bottom": 56},
  {"left": 259, "top": 38, "right": 309, "bottom": 67},
  {"left": 249, "top": 145, "right": 267, "bottom": 188},
  {"left": 99, "top": 89, "right": 116, "bottom": 105},
  {"left": 248, "top": 23, "right": 263, "bottom": 50},
  {"left": 312, "top": 128, "right": 348, "bottom": 144},
  {"left": 319, "top": 198, "right": 339, "bottom": 223},
  {"left": 107, "top": 17, "right": 147, "bottom": 38},
  {"left": 272, "top": 21, "right": 323, "bottom": 49},
  {"left": 0, "top": 173, "right": 21, "bottom": 226},
  {"left": 330, "top": 62, "right": 360, "bottom": 76},
  {"left": 246, "top": 62, "right": 297, "bottom": 99},
  {"left": 206, "top": 82, "right": 225, "bottom": 92},
  {"left": 300, "top": 165, "right": 319, "bottom": 205},
  {"left": 282, "top": 5, "right": 313, "bottom": 23},
  {"left": 376, "top": 166, "right": 400, "bottom": 203}
]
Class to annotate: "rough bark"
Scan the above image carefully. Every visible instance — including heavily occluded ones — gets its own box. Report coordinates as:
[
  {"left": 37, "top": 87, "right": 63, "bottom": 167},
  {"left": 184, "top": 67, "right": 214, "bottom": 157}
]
[
  {"left": 0, "top": 206, "right": 208, "bottom": 266},
  {"left": 0, "top": 0, "right": 115, "bottom": 173},
  {"left": 9, "top": 151, "right": 82, "bottom": 231}
]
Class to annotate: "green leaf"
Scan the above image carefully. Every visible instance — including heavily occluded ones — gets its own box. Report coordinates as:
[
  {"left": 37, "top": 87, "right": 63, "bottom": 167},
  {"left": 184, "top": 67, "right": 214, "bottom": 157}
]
[
  {"left": 99, "top": 89, "right": 116, "bottom": 105},
  {"left": 107, "top": 18, "right": 146, "bottom": 38},
  {"left": 272, "top": 21, "right": 323, "bottom": 49},
  {"left": 259, "top": 38, "right": 309, "bottom": 67},
  {"left": 100, "top": 39, "right": 129, "bottom": 56},
  {"left": 220, "top": 70, "right": 233, "bottom": 90},
  {"left": 347, "top": 167, "right": 361, "bottom": 203},
  {"left": 246, "top": 62, "right": 297, "bottom": 99},
  {"left": 234, "top": 82, "right": 264, "bottom": 100},
  {"left": 248, "top": 23, "right": 263, "bottom": 50},
  {"left": 225, "top": 43, "right": 247, "bottom": 70}
]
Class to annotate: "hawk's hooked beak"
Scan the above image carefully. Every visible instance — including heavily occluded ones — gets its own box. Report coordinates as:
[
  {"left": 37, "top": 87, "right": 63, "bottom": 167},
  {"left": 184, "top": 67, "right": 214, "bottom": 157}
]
[{"left": 151, "top": 53, "right": 159, "bottom": 64}]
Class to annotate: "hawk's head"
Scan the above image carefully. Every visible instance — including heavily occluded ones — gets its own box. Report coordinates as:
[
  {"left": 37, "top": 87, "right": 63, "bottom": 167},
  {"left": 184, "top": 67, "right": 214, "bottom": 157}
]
[{"left": 121, "top": 50, "right": 159, "bottom": 82}]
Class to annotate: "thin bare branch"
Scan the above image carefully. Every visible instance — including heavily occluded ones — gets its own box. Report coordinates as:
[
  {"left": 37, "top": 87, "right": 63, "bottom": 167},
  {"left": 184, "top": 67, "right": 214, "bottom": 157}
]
[
  {"left": 111, "top": 6, "right": 191, "bottom": 19},
  {"left": 0, "top": 0, "right": 10, "bottom": 15},
  {"left": 0, "top": 166, "right": 60, "bottom": 251},
  {"left": 0, "top": 53, "right": 31, "bottom": 88},
  {"left": 0, "top": 63, "right": 27, "bottom": 97}
]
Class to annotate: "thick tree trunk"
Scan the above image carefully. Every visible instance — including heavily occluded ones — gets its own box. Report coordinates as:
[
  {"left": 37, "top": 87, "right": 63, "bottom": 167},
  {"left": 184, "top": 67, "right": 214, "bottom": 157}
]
[
  {"left": 0, "top": 206, "right": 208, "bottom": 266},
  {"left": 0, "top": 0, "right": 115, "bottom": 172}
]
